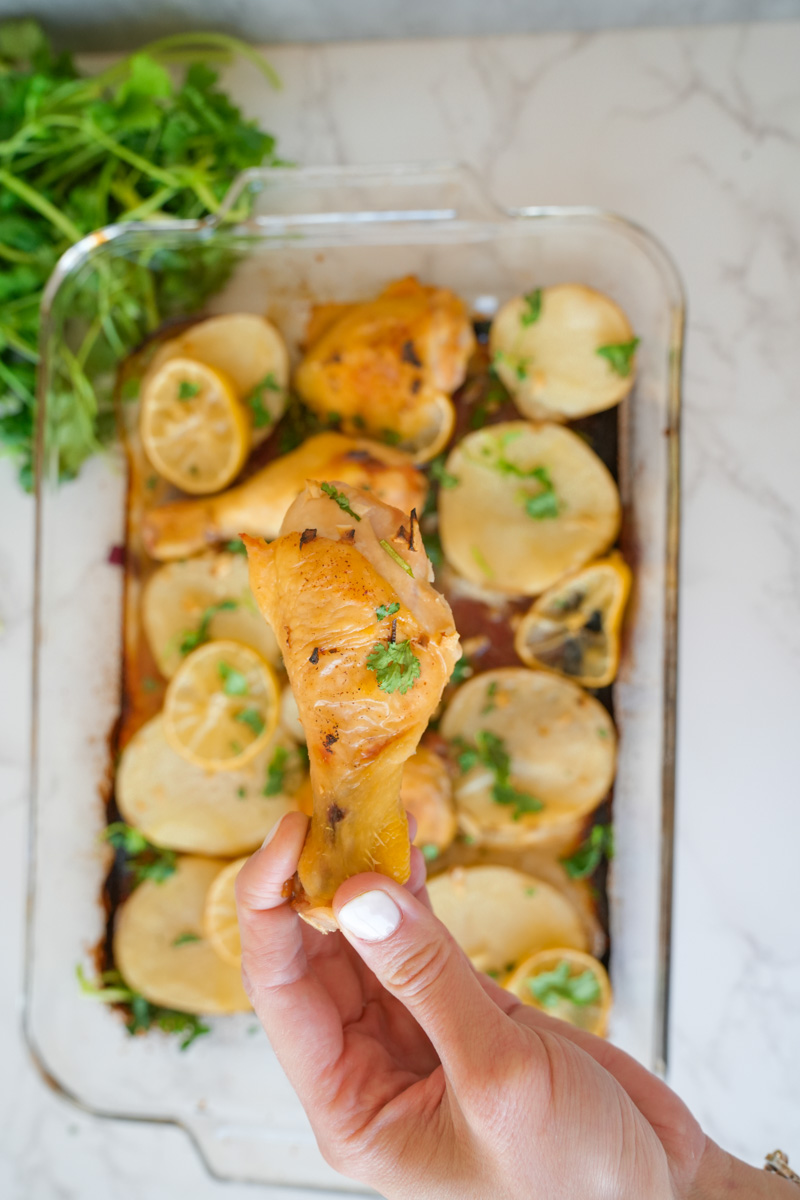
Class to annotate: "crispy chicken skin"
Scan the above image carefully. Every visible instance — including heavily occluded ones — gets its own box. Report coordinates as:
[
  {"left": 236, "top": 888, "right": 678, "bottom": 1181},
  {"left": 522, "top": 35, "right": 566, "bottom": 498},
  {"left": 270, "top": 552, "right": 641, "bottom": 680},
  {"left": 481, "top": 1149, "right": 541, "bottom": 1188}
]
[
  {"left": 244, "top": 481, "right": 460, "bottom": 929},
  {"left": 141, "top": 432, "right": 427, "bottom": 561},
  {"left": 294, "top": 276, "right": 475, "bottom": 442}
]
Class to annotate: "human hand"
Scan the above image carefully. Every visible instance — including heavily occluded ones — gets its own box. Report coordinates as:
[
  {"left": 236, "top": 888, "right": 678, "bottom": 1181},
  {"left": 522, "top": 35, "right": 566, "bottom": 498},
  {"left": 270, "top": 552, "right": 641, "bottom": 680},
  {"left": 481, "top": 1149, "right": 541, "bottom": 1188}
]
[{"left": 236, "top": 812, "right": 792, "bottom": 1200}]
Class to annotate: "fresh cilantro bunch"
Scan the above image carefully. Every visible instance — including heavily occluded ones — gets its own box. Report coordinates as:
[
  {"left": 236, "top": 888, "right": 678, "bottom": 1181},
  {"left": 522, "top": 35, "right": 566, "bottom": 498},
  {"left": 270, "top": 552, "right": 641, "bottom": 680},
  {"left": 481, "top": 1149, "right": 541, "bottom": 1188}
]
[{"left": 0, "top": 19, "right": 281, "bottom": 488}]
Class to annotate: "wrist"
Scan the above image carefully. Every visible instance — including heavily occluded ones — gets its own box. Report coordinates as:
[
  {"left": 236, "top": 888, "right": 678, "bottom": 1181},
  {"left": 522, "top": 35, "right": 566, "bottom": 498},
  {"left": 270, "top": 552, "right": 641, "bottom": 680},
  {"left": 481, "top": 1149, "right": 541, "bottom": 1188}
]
[{"left": 688, "top": 1138, "right": 798, "bottom": 1199}]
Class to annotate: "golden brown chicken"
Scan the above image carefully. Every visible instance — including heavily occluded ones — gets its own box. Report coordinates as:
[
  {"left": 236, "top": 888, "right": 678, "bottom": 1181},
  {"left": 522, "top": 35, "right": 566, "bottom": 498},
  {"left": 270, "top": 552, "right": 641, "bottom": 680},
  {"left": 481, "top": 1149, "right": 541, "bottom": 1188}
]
[
  {"left": 141, "top": 432, "right": 427, "bottom": 561},
  {"left": 294, "top": 277, "right": 475, "bottom": 460},
  {"left": 245, "top": 481, "right": 460, "bottom": 930}
]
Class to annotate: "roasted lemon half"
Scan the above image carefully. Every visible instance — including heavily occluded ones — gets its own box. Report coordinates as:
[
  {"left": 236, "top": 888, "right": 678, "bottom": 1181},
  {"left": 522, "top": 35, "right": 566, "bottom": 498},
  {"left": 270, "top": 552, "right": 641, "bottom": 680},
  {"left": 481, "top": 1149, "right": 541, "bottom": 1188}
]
[
  {"left": 490, "top": 284, "right": 638, "bottom": 421},
  {"left": 440, "top": 667, "right": 616, "bottom": 846},
  {"left": 514, "top": 553, "right": 631, "bottom": 688},
  {"left": 427, "top": 865, "right": 588, "bottom": 975},
  {"left": 438, "top": 422, "right": 621, "bottom": 595},
  {"left": 504, "top": 947, "right": 612, "bottom": 1036},
  {"left": 113, "top": 855, "right": 251, "bottom": 1014}
]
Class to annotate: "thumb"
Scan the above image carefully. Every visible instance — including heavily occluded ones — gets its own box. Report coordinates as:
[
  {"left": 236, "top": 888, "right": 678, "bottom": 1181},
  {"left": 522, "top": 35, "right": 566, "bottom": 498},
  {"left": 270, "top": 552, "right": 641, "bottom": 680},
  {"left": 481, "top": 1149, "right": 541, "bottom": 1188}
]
[{"left": 333, "top": 873, "right": 510, "bottom": 1089}]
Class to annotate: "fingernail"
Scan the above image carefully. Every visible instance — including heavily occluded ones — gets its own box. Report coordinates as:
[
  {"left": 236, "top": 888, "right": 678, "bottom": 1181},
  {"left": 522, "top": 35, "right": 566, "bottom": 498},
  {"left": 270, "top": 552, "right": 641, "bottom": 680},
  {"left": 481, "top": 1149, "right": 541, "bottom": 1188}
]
[
  {"left": 338, "top": 890, "right": 402, "bottom": 941},
  {"left": 261, "top": 813, "right": 287, "bottom": 850}
]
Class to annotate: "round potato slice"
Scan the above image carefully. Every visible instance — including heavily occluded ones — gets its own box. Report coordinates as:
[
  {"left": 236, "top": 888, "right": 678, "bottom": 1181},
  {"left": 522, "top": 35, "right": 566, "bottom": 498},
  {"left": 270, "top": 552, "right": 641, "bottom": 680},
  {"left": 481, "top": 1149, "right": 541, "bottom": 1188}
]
[
  {"left": 143, "top": 553, "right": 281, "bottom": 679},
  {"left": 400, "top": 745, "right": 457, "bottom": 859},
  {"left": 204, "top": 857, "right": 248, "bottom": 967},
  {"left": 438, "top": 422, "right": 621, "bottom": 595},
  {"left": 504, "top": 948, "right": 612, "bottom": 1036},
  {"left": 117, "top": 715, "right": 304, "bottom": 856},
  {"left": 427, "top": 865, "right": 588, "bottom": 974},
  {"left": 490, "top": 284, "right": 637, "bottom": 421},
  {"left": 146, "top": 314, "right": 289, "bottom": 442},
  {"left": 439, "top": 667, "right": 616, "bottom": 846},
  {"left": 514, "top": 553, "right": 631, "bottom": 688},
  {"left": 114, "top": 855, "right": 251, "bottom": 1014}
]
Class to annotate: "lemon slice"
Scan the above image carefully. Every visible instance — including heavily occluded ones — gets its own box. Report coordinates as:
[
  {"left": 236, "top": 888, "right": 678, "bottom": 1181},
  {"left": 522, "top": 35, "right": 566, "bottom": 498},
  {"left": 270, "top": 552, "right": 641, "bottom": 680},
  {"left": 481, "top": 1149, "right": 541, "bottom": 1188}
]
[
  {"left": 403, "top": 393, "right": 456, "bottom": 464},
  {"left": 427, "top": 865, "right": 588, "bottom": 975},
  {"left": 164, "top": 640, "right": 279, "bottom": 771},
  {"left": 504, "top": 948, "right": 612, "bottom": 1036},
  {"left": 514, "top": 553, "right": 631, "bottom": 688},
  {"left": 490, "top": 284, "right": 637, "bottom": 421},
  {"left": 204, "top": 857, "right": 248, "bottom": 967},
  {"left": 141, "top": 358, "right": 251, "bottom": 495}
]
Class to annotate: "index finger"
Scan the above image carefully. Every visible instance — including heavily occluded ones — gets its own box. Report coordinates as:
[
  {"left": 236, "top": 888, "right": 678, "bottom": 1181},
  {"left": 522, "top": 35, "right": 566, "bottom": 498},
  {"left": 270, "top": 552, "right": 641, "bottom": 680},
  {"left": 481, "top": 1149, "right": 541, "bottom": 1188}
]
[{"left": 235, "top": 813, "right": 344, "bottom": 1100}]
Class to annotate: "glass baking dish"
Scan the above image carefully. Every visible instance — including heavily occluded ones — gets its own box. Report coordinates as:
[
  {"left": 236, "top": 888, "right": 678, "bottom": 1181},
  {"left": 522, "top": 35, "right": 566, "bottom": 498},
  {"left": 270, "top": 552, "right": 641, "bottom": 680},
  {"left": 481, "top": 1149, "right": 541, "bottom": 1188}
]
[{"left": 27, "top": 164, "right": 684, "bottom": 1192}]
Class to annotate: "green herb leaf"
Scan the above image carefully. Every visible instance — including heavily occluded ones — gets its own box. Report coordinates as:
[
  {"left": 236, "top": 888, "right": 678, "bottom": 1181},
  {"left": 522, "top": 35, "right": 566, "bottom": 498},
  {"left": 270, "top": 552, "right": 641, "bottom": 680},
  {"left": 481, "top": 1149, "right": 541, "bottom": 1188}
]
[
  {"left": 376, "top": 601, "right": 400, "bottom": 621},
  {"left": 596, "top": 337, "right": 640, "bottom": 378},
  {"left": 366, "top": 639, "right": 421, "bottom": 695},
  {"left": 481, "top": 680, "right": 499, "bottom": 714},
  {"left": 217, "top": 660, "right": 248, "bottom": 696},
  {"left": 449, "top": 654, "right": 472, "bottom": 685},
  {"left": 528, "top": 961, "right": 601, "bottom": 1008},
  {"left": 520, "top": 288, "right": 542, "bottom": 326},
  {"left": 263, "top": 745, "right": 289, "bottom": 796},
  {"left": 172, "top": 932, "right": 201, "bottom": 947},
  {"left": 320, "top": 482, "right": 362, "bottom": 521},
  {"left": 421, "top": 843, "right": 440, "bottom": 862},
  {"left": 178, "top": 379, "right": 200, "bottom": 399},
  {"left": 428, "top": 455, "right": 460, "bottom": 489},
  {"left": 101, "top": 822, "right": 177, "bottom": 886},
  {"left": 225, "top": 538, "right": 248, "bottom": 554},
  {"left": 178, "top": 598, "right": 237, "bottom": 655},
  {"left": 234, "top": 707, "right": 265, "bottom": 736},
  {"left": 560, "top": 823, "right": 614, "bottom": 879},
  {"left": 379, "top": 539, "right": 414, "bottom": 577},
  {"left": 245, "top": 372, "right": 282, "bottom": 428},
  {"left": 451, "top": 730, "right": 542, "bottom": 820}
]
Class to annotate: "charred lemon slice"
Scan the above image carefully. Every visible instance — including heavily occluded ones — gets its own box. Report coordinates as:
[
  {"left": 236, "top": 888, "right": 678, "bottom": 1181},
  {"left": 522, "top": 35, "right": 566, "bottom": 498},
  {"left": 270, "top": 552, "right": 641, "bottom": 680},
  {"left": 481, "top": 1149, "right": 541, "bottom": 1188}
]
[
  {"left": 427, "top": 865, "right": 588, "bottom": 975},
  {"left": 490, "top": 284, "right": 637, "bottom": 421},
  {"left": 400, "top": 745, "right": 457, "bottom": 859},
  {"left": 438, "top": 422, "right": 620, "bottom": 595},
  {"left": 145, "top": 314, "right": 289, "bottom": 443},
  {"left": 113, "top": 855, "right": 251, "bottom": 1014},
  {"left": 440, "top": 667, "right": 616, "bottom": 847},
  {"left": 164, "top": 640, "right": 279, "bottom": 771},
  {"left": 141, "top": 358, "right": 250, "bottom": 494},
  {"left": 117, "top": 717, "right": 304, "bottom": 856},
  {"left": 204, "top": 857, "right": 248, "bottom": 967},
  {"left": 514, "top": 553, "right": 631, "bottom": 688},
  {"left": 504, "top": 947, "right": 611, "bottom": 1035},
  {"left": 143, "top": 553, "right": 281, "bottom": 680}
]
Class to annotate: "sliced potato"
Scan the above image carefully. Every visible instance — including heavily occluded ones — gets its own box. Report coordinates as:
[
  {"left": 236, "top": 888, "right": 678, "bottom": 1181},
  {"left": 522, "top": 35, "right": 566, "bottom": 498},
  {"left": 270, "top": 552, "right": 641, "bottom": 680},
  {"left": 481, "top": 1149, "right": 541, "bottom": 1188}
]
[
  {"left": 427, "top": 865, "right": 588, "bottom": 974},
  {"left": 438, "top": 422, "right": 620, "bottom": 595},
  {"left": 204, "top": 857, "right": 248, "bottom": 967},
  {"left": 490, "top": 284, "right": 637, "bottom": 421},
  {"left": 504, "top": 948, "right": 612, "bottom": 1036},
  {"left": 439, "top": 667, "right": 616, "bottom": 846},
  {"left": 117, "top": 715, "right": 303, "bottom": 856},
  {"left": 143, "top": 553, "right": 281, "bottom": 679},
  {"left": 146, "top": 314, "right": 289, "bottom": 441},
  {"left": 400, "top": 745, "right": 457, "bottom": 858},
  {"left": 514, "top": 553, "right": 631, "bottom": 688},
  {"left": 113, "top": 855, "right": 251, "bottom": 1014}
]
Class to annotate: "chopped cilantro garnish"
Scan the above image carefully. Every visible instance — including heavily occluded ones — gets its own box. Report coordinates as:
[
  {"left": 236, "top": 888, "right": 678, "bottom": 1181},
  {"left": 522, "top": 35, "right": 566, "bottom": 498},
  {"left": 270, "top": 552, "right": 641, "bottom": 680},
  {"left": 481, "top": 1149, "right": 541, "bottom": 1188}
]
[
  {"left": 381, "top": 428, "right": 402, "bottom": 446},
  {"left": 481, "top": 680, "right": 499, "bottom": 714},
  {"left": 492, "top": 780, "right": 543, "bottom": 819},
  {"left": 234, "top": 707, "right": 266, "bottom": 737},
  {"left": 560, "top": 824, "right": 614, "bottom": 879},
  {"left": 263, "top": 745, "right": 289, "bottom": 796},
  {"left": 421, "top": 843, "right": 440, "bottom": 862},
  {"left": 451, "top": 730, "right": 542, "bottom": 821},
  {"left": 102, "top": 822, "right": 177, "bottom": 886},
  {"left": 246, "top": 373, "right": 282, "bottom": 428},
  {"left": 172, "top": 932, "right": 201, "bottom": 947},
  {"left": 178, "top": 599, "right": 238, "bottom": 656},
  {"left": 520, "top": 288, "right": 542, "bottom": 326},
  {"left": 528, "top": 960, "right": 601, "bottom": 1008},
  {"left": 376, "top": 601, "right": 401, "bottom": 622},
  {"left": 596, "top": 337, "right": 640, "bottom": 378},
  {"left": 320, "top": 482, "right": 362, "bottom": 521},
  {"left": 366, "top": 638, "right": 421, "bottom": 695},
  {"left": 428, "top": 455, "right": 460, "bottom": 489},
  {"left": 237, "top": 786, "right": 246, "bottom": 799},
  {"left": 217, "top": 660, "right": 249, "bottom": 696},
  {"left": 450, "top": 654, "right": 473, "bottom": 685},
  {"left": 178, "top": 379, "right": 201, "bottom": 400},
  {"left": 379, "top": 539, "right": 414, "bottom": 577},
  {"left": 225, "top": 538, "right": 248, "bottom": 555}
]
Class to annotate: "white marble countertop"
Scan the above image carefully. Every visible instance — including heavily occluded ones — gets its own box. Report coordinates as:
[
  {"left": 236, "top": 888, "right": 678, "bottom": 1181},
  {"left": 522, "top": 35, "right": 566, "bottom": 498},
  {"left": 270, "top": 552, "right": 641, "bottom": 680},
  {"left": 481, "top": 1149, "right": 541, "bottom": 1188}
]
[{"left": 3, "top": 22, "right": 800, "bottom": 1198}]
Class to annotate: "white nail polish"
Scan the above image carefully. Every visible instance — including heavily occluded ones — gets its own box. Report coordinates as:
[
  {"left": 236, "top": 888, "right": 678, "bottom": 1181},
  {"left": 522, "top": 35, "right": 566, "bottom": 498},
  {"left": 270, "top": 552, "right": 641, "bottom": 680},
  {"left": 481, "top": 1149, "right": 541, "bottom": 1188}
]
[
  {"left": 337, "top": 891, "right": 402, "bottom": 942},
  {"left": 261, "top": 813, "right": 286, "bottom": 850}
]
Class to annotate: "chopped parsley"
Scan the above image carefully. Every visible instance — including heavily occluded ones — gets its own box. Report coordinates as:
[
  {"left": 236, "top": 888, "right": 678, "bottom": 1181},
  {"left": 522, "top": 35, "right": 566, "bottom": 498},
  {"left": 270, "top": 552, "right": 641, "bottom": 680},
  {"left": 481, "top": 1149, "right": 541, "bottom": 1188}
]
[
  {"left": 492, "top": 348, "right": 530, "bottom": 380},
  {"left": 217, "top": 660, "right": 249, "bottom": 696},
  {"left": 520, "top": 288, "right": 542, "bottom": 326},
  {"left": 376, "top": 601, "right": 401, "bottom": 622},
  {"left": 178, "top": 599, "right": 238, "bottom": 656},
  {"left": 379, "top": 539, "right": 414, "bottom": 577},
  {"left": 178, "top": 379, "right": 201, "bottom": 400},
  {"left": 473, "top": 432, "right": 560, "bottom": 521},
  {"left": 596, "top": 337, "right": 640, "bottom": 378},
  {"left": 263, "top": 745, "right": 289, "bottom": 796},
  {"left": 452, "top": 730, "right": 542, "bottom": 821},
  {"left": 560, "top": 823, "right": 614, "bottom": 879},
  {"left": 234, "top": 707, "right": 266, "bottom": 737},
  {"left": 245, "top": 372, "right": 282, "bottom": 428},
  {"left": 524, "top": 467, "right": 560, "bottom": 520},
  {"left": 528, "top": 960, "right": 601, "bottom": 1008},
  {"left": 101, "top": 822, "right": 177, "bottom": 886},
  {"left": 225, "top": 538, "right": 248, "bottom": 555},
  {"left": 320, "top": 481, "right": 361, "bottom": 521},
  {"left": 366, "top": 638, "right": 421, "bottom": 695},
  {"left": 428, "top": 455, "right": 460, "bottom": 489},
  {"left": 172, "top": 932, "right": 201, "bottom": 947}
]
